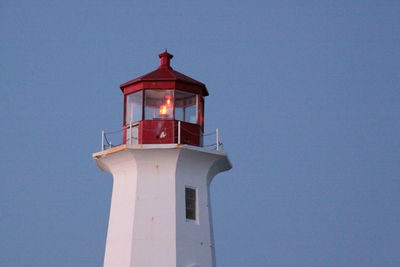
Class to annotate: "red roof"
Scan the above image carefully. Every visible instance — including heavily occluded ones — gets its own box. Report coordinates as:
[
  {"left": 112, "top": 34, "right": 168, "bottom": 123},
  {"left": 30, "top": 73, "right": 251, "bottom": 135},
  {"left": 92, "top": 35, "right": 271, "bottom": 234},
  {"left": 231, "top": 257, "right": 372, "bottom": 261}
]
[{"left": 120, "top": 51, "right": 209, "bottom": 96}]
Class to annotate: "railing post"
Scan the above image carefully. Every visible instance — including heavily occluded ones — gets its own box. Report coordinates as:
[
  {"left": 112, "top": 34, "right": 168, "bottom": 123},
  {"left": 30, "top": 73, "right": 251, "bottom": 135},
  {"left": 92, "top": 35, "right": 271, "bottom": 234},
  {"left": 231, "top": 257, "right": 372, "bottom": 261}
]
[
  {"left": 178, "top": 121, "right": 181, "bottom": 144},
  {"left": 130, "top": 124, "right": 133, "bottom": 144},
  {"left": 216, "top": 128, "right": 219, "bottom": 151},
  {"left": 101, "top": 130, "right": 105, "bottom": 151},
  {"left": 128, "top": 124, "right": 131, "bottom": 145},
  {"left": 129, "top": 121, "right": 132, "bottom": 145}
]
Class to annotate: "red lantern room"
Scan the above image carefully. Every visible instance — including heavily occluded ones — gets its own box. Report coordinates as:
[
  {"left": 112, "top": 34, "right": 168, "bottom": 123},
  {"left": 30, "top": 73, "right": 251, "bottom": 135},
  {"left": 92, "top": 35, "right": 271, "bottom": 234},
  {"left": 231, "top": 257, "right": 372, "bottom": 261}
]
[{"left": 120, "top": 51, "right": 208, "bottom": 146}]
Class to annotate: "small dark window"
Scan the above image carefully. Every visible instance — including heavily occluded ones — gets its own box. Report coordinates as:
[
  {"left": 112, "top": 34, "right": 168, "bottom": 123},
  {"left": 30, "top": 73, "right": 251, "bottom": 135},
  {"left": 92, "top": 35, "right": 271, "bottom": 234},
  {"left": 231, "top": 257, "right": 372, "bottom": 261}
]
[{"left": 185, "top": 187, "right": 196, "bottom": 220}]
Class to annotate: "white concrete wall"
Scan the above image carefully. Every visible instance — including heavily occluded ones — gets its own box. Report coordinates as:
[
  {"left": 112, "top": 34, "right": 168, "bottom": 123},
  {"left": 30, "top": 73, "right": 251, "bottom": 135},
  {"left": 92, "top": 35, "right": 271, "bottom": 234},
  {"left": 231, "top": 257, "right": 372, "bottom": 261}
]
[
  {"left": 93, "top": 145, "right": 231, "bottom": 267},
  {"left": 175, "top": 149, "right": 231, "bottom": 267}
]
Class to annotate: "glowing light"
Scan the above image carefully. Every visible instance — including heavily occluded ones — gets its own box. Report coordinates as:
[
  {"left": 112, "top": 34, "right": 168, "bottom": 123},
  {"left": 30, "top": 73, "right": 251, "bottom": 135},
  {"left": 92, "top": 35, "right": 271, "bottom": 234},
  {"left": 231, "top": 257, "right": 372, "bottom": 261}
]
[
  {"left": 160, "top": 105, "right": 168, "bottom": 115},
  {"left": 165, "top": 96, "right": 172, "bottom": 107},
  {"left": 159, "top": 96, "right": 172, "bottom": 116}
]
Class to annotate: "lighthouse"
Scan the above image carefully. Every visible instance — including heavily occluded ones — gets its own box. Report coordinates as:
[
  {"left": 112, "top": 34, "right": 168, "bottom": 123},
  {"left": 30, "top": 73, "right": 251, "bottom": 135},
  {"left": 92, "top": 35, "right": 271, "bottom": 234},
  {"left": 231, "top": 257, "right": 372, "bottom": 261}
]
[{"left": 92, "top": 51, "right": 232, "bottom": 267}]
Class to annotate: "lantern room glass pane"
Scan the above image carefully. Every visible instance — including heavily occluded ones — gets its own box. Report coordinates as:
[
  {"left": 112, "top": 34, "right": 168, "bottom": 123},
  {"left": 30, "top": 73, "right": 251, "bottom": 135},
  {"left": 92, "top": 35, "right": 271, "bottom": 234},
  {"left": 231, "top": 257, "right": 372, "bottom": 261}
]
[
  {"left": 125, "top": 91, "right": 143, "bottom": 124},
  {"left": 145, "top": 90, "right": 174, "bottom": 120},
  {"left": 175, "top": 90, "right": 197, "bottom": 124}
]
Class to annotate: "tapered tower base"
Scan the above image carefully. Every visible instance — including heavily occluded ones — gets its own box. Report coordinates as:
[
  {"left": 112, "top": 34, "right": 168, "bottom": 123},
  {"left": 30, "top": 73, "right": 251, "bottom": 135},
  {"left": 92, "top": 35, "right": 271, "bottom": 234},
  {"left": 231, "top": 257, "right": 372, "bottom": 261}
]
[{"left": 93, "top": 144, "right": 231, "bottom": 267}]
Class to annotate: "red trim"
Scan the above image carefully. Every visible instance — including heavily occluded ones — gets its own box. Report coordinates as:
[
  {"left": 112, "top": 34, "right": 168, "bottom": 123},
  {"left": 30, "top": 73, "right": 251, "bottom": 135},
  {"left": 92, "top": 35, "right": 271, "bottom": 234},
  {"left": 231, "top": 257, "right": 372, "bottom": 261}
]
[
  {"left": 122, "top": 81, "right": 206, "bottom": 97},
  {"left": 172, "top": 90, "right": 176, "bottom": 120},
  {"left": 141, "top": 89, "right": 145, "bottom": 121}
]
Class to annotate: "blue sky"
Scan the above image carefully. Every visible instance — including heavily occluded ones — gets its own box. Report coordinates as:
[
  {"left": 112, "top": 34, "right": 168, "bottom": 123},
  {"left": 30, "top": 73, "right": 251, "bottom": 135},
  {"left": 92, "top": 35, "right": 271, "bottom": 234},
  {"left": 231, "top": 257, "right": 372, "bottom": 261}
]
[{"left": 1, "top": 1, "right": 399, "bottom": 266}]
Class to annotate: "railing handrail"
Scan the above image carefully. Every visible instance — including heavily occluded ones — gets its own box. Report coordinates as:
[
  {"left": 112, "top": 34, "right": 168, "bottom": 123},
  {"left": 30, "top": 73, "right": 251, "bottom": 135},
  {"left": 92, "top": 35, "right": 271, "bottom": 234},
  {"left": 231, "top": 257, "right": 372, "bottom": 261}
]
[{"left": 101, "top": 123, "right": 223, "bottom": 151}]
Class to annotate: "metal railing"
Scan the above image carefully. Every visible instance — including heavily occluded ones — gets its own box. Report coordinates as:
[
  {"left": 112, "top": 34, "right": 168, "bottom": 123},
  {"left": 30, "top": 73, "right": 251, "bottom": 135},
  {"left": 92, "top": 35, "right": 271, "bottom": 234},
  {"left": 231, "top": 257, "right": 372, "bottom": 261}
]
[
  {"left": 101, "top": 122, "right": 224, "bottom": 151},
  {"left": 101, "top": 128, "right": 124, "bottom": 150}
]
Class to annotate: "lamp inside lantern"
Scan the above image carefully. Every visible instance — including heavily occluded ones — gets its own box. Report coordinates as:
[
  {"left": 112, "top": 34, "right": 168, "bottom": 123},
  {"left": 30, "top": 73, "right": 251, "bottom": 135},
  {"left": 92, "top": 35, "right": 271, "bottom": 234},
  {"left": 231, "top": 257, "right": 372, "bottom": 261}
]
[{"left": 159, "top": 95, "right": 172, "bottom": 116}]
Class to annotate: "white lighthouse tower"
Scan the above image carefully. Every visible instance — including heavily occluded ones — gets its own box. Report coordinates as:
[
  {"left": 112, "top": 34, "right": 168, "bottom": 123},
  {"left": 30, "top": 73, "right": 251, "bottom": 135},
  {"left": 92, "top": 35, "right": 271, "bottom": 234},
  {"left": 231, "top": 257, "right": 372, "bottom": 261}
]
[{"left": 93, "top": 51, "right": 231, "bottom": 267}]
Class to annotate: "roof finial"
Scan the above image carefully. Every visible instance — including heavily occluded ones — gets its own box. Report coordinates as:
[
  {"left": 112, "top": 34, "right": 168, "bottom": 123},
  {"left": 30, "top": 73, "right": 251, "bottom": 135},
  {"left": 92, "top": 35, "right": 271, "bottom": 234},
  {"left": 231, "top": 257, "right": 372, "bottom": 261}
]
[{"left": 158, "top": 50, "right": 173, "bottom": 69}]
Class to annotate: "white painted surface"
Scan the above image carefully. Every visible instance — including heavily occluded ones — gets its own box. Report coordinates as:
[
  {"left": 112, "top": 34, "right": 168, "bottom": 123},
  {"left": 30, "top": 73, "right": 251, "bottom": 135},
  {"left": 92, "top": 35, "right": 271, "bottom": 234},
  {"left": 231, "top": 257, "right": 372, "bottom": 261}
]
[{"left": 93, "top": 145, "right": 231, "bottom": 267}]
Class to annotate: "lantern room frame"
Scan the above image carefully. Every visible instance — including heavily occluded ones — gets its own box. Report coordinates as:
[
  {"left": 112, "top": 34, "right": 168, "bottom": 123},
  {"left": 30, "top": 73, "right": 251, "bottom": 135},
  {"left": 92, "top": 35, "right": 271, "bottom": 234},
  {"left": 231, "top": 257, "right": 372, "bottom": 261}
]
[{"left": 119, "top": 51, "right": 208, "bottom": 147}]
